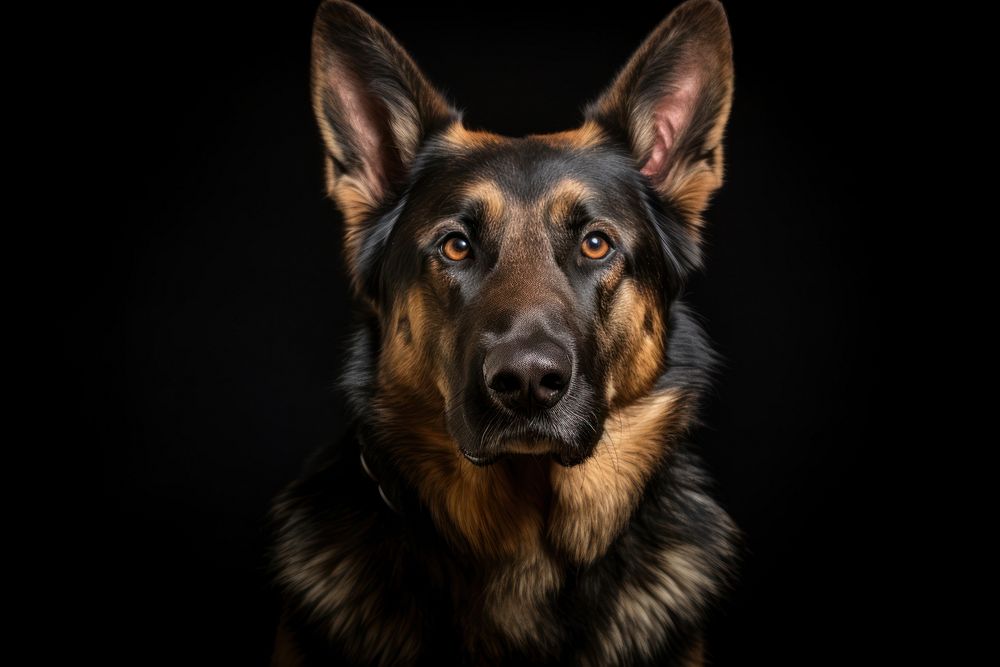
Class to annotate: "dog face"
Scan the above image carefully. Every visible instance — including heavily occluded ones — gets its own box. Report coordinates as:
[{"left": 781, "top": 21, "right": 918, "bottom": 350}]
[
  {"left": 311, "top": 0, "right": 733, "bottom": 467},
  {"left": 376, "top": 129, "right": 678, "bottom": 467}
]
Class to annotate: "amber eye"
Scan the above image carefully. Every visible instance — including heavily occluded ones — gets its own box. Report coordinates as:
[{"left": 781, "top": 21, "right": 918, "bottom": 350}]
[
  {"left": 442, "top": 234, "right": 471, "bottom": 261},
  {"left": 581, "top": 232, "right": 612, "bottom": 260}
]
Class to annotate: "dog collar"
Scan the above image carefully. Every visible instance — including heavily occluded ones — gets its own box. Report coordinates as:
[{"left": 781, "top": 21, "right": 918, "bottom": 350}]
[{"left": 357, "top": 428, "right": 403, "bottom": 516}]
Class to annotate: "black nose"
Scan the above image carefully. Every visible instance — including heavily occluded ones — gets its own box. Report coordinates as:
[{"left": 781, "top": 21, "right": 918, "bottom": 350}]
[{"left": 483, "top": 334, "right": 572, "bottom": 412}]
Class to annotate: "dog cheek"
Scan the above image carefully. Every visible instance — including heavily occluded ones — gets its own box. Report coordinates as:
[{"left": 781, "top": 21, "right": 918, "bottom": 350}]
[
  {"left": 378, "top": 288, "right": 445, "bottom": 396},
  {"left": 599, "top": 280, "right": 666, "bottom": 408}
]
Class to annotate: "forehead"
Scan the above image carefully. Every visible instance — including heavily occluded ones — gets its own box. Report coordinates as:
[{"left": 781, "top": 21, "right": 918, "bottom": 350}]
[{"left": 405, "top": 123, "right": 644, "bottom": 227}]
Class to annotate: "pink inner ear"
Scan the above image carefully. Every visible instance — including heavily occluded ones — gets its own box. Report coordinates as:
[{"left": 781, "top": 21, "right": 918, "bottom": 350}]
[
  {"left": 640, "top": 73, "right": 700, "bottom": 179},
  {"left": 331, "top": 63, "right": 388, "bottom": 196}
]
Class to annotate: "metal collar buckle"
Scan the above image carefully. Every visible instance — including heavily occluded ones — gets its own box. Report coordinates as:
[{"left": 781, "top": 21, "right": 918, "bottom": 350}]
[{"left": 359, "top": 445, "right": 401, "bottom": 515}]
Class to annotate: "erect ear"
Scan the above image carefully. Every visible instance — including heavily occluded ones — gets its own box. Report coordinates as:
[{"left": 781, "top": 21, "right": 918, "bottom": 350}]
[
  {"left": 311, "top": 0, "right": 459, "bottom": 292},
  {"left": 586, "top": 0, "right": 733, "bottom": 229}
]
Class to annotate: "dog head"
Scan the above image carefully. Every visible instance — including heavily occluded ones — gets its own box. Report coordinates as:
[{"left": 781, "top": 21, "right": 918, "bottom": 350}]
[{"left": 311, "top": 0, "right": 733, "bottom": 468}]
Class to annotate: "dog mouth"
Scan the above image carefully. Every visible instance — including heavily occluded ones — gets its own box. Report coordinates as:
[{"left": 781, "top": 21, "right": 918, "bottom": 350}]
[
  {"left": 448, "top": 377, "right": 605, "bottom": 468},
  {"left": 461, "top": 450, "right": 586, "bottom": 468},
  {"left": 459, "top": 435, "right": 592, "bottom": 468}
]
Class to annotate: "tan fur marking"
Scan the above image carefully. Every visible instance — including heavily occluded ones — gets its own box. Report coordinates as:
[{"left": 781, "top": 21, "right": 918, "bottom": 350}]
[
  {"left": 461, "top": 179, "right": 507, "bottom": 223},
  {"left": 544, "top": 178, "right": 593, "bottom": 225},
  {"left": 440, "top": 122, "right": 506, "bottom": 150},
  {"left": 378, "top": 287, "right": 440, "bottom": 394},
  {"left": 533, "top": 119, "right": 607, "bottom": 148},
  {"left": 549, "top": 388, "right": 681, "bottom": 565},
  {"left": 602, "top": 279, "right": 667, "bottom": 408},
  {"left": 411, "top": 442, "right": 549, "bottom": 558}
]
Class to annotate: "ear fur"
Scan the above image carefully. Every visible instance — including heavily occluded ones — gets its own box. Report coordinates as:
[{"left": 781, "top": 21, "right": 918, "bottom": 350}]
[
  {"left": 311, "top": 0, "right": 459, "bottom": 294},
  {"left": 585, "top": 0, "right": 734, "bottom": 232}
]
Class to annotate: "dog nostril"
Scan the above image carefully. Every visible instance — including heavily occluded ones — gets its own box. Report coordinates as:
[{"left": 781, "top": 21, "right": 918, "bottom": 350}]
[
  {"left": 540, "top": 373, "right": 566, "bottom": 392},
  {"left": 483, "top": 336, "right": 573, "bottom": 412},
  {"left": 489, "top": 371, "right": 522, "bottom": 394}
]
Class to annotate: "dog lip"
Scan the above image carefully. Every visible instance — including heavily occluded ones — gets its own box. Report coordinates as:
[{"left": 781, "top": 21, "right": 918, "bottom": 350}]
[
  {"left": 552, "top": 450, "right": 588, "bottom": 467},
  {"left": 461, "top": 447, "right": 591, "bottom": 468},
  {"left": 461, "top": 450, "right": 502, "bottom": 466}
]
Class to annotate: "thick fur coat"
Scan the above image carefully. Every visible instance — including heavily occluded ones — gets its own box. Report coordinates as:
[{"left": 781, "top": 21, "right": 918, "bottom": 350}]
[{"left": 266, "top": 2, "right": 739, "bottom": 665}]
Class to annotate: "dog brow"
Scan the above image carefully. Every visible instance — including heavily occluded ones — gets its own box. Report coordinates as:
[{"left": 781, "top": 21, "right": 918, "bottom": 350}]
[
  {"left": 459, "top": 179, "right": 506, "bottom": 222},
  {"left": 544, "top": 178, "right": 594, "bottom": 226}
]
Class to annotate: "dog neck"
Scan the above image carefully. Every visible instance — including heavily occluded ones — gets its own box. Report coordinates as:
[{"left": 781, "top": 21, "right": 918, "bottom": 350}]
[{"left": 355, "top": 387, "right": 693, "bottom": 566}]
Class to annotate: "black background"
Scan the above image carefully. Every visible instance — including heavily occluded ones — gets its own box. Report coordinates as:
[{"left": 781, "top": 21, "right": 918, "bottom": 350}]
[{"left": 82, "top": 1, "right": 903, "bottom": 664}]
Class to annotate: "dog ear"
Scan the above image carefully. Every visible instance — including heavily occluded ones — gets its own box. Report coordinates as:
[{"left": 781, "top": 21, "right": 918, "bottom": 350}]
[
  {"left": 586, "top": 0, "right": 733, "bottom": 230},
  {"left": 311, "top": 0, "right": 458, "bottom": 292}
]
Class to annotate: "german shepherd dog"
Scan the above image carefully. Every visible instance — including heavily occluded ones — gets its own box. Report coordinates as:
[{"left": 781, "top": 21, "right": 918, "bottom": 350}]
[{"left": 267, "top": 1, "right": 738, "bottom": 664}]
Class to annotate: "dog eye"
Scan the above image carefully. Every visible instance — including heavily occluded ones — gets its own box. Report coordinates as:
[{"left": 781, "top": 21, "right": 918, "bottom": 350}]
[
  {"left": 441, "top": 234, "right": 472, "bottom": 261},
  {"left": 581, "top": 232, "right": 612, "bottom": 260}
]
